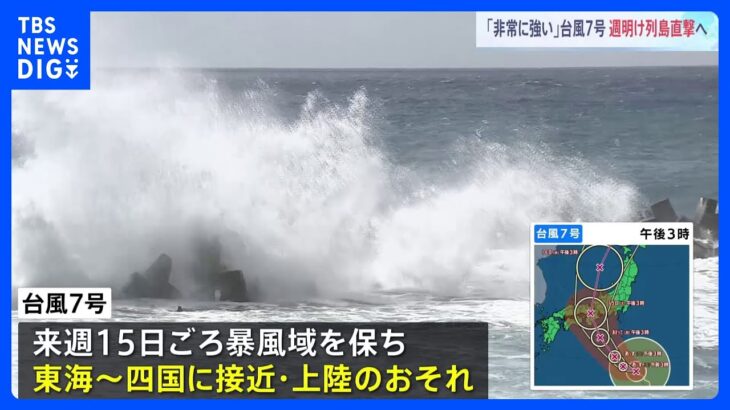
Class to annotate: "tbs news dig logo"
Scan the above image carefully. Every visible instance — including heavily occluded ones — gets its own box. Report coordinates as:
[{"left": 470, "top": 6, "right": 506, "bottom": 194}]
[{"left": 17, "top": 16, "right": 79, "bottom": 81}]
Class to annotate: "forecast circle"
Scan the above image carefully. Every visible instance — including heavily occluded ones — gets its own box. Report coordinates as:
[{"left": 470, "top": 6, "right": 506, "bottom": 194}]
[
  {"left": 575, "top": 245, "right": 625, "bottom": 292},
  {"left": 608, "top": 337, "right": 672, "bottom": 387}
]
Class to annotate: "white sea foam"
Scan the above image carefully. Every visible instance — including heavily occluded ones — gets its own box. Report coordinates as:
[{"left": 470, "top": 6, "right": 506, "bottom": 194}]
[{"left": 693, "top": 257, "right": 718, "bottom": 348}]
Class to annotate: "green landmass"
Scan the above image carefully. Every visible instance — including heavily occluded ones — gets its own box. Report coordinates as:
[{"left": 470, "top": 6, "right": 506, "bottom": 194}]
[
  {"left": 539, "top": 308, "right": 566, "bottom": 344},
  {"left": 537, "top": 246, "right": 641, "bottom": 346},
  {"left": 610, "top": 255, "right": 639, "bottom": 313}
]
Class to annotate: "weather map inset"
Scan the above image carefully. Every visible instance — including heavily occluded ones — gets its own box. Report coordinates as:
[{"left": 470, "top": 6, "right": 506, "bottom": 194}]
[{"left": 532, "top": 238, "right": 692, "bottom": 389}]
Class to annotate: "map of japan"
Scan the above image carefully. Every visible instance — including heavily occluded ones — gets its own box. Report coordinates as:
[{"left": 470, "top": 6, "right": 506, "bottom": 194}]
[{"left": 533, "top": 243, "right": 691, "bottom": 388}]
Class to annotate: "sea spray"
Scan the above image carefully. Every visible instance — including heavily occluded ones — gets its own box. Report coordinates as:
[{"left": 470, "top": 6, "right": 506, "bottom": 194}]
[{"left": 12, "top": 70, "right": 641, "bottom": 300}]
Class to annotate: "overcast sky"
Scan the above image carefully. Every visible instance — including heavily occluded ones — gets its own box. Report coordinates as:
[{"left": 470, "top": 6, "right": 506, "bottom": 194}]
[{"left": 91, "top": 12, "right": 718, "bottom": 69}]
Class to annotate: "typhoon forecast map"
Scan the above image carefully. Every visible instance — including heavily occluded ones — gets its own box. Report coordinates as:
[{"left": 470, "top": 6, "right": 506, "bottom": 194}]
[{"left": 532, "top": 237, "right": 691, "bottom": 389}]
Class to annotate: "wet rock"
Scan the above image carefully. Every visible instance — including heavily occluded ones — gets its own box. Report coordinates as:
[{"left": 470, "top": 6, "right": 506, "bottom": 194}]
[
  {"left": 694, "top": 197, "right": 718, "bottom": 240},
  {"left": 638, "top": 197, "right": 719, "bottom": 259},
  {"left": 191, "top": 237, "right": 224, "bottom": 300},
  {"left": 694, "top": 239, "right": 718, "bottom": 259},
  {"left": 215, "top": 270, "right": 248, "bottom": 302},
  {"left": 144, "top": 254, "right": 172, "bottom": 287},
  {"left": 650, "top": 199, "right": 679, "bottom": 222},
  {"left": 122, "top": 245, "right": 248, "bottom": 301},
  {"left": 122, "top": 253, "right": 181, "bottom": 299},
  {"left": 122, "top": 272, "right": 149, "bottom": 298}
]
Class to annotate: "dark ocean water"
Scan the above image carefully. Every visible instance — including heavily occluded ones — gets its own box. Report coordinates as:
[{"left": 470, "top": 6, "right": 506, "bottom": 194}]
[{"left": 211, "top": 67, "right": 718, "bottom": 216}]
